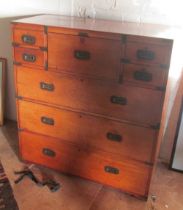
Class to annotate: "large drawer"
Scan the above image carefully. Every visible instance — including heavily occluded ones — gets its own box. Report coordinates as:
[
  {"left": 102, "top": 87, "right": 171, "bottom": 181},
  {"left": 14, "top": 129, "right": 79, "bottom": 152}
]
[
  {"left": 19, "top": 131, "right": 152, "bottom": 197},
  {"left": 18, "top": 100, "right": 157, "bottom": 163},
  {"left": 15, "top": 66, "right": 163, "bottom": 125},
  {"left": 48, "top": 33, "right": 122, "bottom": 80}
]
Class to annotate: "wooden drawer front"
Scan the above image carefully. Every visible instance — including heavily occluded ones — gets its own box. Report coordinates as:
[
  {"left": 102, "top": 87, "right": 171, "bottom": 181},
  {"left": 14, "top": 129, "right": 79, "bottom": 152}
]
[
  {"left": 123, "top": 63, "right": 168, "bottom": 88},
  {"left": 13, "top": 28, "right": 46, "bottom": 48},
  {"left": 20, "top": 131, "right": 151, "bottom": 197},
  {"left": 14, "top": 47, "right": 46, "bottom": 68},
  {"left": 18, "top": 100, "right": 156, "bottom": 163},
  {"left": 48, "top": 33, "right": 121, "bottom": 80},
  {"left": 125, "top": 42, "right": 172, "bottom": 66},
  {"left": 16, "top": 67, "right": 163, "bottom": 125},
  {"left": 48, "top": 27, "right": 122, "bottom": 40}
]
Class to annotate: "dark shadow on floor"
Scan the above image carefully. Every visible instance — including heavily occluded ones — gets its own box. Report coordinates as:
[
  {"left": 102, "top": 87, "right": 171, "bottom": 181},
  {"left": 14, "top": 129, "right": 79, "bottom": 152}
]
[{"left": 1, "top": 119, "right": 19, "bottom": 157}]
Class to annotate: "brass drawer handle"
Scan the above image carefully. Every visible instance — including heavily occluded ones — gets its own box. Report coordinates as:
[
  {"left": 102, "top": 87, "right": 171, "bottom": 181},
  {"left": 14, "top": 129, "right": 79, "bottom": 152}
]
[
  {"left": 42, "top": 148, "right": 56, "bottom": 157},
  {"left": 136, "top": 49, "right": 155, "bottom": 60},
  {"left": 110, "top": 96, "right": 127, "bottom": 105},
  {"left": 78, "top": 32, "right": 88, "bottom": 37},
  {"left": 107, "top": 132, "right": 122, "bottom": 142},
  {"left": 23, "top": 53, "right": 36, "bottom": 62},
  {"left": 40, "top": 82, "right": 54, "bottom": 91},
  {"left": 74, "top": 50, "right": 90, "bottom": 60},
  {"left": 104, "top": 166, "right": 119, "bottom": 175},
  {"left": 134, "top": 70, "right": 152, "bottom": 82},
  {"left": 22, "top": 35, "right": 36, "bottom": 45},
  {"left": 41, "top": 116, "right": 54, "bottom": 126}
]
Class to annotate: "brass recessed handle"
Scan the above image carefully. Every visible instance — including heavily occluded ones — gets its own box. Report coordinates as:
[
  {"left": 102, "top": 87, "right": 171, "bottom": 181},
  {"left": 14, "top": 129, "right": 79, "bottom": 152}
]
[
  {"left": 41, "top": 116, "right": 54, "bottom": 126},
  {"left": 74, "top": 50, "right": 90, "bottom": 60},
  {"left": 40, "top": 82, "right": 54, "bottom": 91},
  {"left": 106, "top": 132, "right": 122, "bottom": 142},
  {"left": 78, "top": 32, "right": 88, "bottom": 37},
  {"left": 110, "top": 96, "right": 127, "bottom": 105},
  {"left": 136, "top": 49, "right": 155, "bottom": 60},
  {"left": 104, "top": 166, "right": 119, "bottom": 175},
  {"left": 134, "top": 70, "right": 152, "bottom": 82},
  {"left": 42, "top": 148, "right": 56, "bottom": 157},
  {"left": 23, "top": 53, "right": 36, "bottom": 62},
  {"left": 22, "top": 35, "right": 36, "bottom": 45}
]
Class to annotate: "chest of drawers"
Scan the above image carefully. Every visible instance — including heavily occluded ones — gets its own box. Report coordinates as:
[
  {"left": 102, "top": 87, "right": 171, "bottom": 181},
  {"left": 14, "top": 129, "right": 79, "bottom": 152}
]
[{"left": 12, "top": 15, "right": 173, "bottom": 199}]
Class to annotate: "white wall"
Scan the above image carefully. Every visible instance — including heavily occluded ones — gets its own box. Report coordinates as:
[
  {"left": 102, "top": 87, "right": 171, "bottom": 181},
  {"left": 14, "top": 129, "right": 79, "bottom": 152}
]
[
  {"left": 1, "top": 0, "right": 181, "bottom": 25},
  {"left": 0, "top": 0, "right": 60, "bottom": 17},
  {"left": 72, "top": 0, "right": 183, "bottom": 26}
]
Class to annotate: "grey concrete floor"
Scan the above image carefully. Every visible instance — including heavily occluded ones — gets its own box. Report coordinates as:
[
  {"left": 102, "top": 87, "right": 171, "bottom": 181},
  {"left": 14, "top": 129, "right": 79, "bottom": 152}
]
[{"left": 0, "top": 120, "right": 183, "bottom": 210}]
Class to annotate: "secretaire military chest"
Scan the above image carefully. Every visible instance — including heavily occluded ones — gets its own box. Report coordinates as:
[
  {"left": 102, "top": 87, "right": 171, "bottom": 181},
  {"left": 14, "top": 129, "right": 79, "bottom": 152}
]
[{"left": 12, "top": 15, "right": 173, "bottom": 199}]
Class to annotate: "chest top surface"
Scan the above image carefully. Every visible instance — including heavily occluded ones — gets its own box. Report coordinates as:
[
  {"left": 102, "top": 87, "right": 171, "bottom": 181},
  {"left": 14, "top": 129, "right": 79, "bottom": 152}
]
[{"left": 12, "top": 14, "right": 183, "bottom": 40}]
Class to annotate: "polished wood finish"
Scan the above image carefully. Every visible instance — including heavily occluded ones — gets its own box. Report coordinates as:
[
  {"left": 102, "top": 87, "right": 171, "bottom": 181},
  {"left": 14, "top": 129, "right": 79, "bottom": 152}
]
[
  {"left": 48, "top": 27, "right": 122, "bottom": 40},
  {"left": 18, "top": 99, "right": 157, "bottom": 163},
  {"left": 12, "top": 15, "right": 180, "bottom": 40},
  {"left": 15, "top": 66, "right": 163, "bottom": 126},
  {"left": 48, "top": 33, "right": 122, "bottom": 80},
  {"left": 125, "top": 42, "right": 172, "bottom": 66},
  {"left": 126, "top": 35, "right": 173, "bottom": 45},
  {"left": 19, "top": 131, "right": 152, "bottom": 197},
  {"left": 12, "top": 28, "right": 46, "bottom": 49},
  {"left": 13, "top": 47, "right": 46, "bottom": 68},
  {"left": 12, "top": 15, "right": 174, "bottom": 199},
  {"left": 122, "top": 63, "right": 168, "bottom": 88},
  {"left": 12, "top": 23, "right": 44, "bottom": 31}
]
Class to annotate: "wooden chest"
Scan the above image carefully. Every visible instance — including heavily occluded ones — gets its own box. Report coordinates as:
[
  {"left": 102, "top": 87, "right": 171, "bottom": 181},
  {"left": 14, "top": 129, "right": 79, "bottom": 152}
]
[{"left": 12, "top": 15, "right": 173, "bottom": 199}]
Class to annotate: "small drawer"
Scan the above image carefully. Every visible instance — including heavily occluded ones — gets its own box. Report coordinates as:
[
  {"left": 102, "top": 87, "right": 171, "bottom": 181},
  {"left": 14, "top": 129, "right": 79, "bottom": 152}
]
[
  {"left": 125, "top": 42, "right": 172, "bottom": 66},
  {"left": 20, "top": 131, "right": 152, "bottom": 197},
  {"left": 122, "top": 63, "right": 168, "bottom": 88},
  {"left": 48, "top": 33, "right": 122, "bottom": 80},
  {"left": 14, "top": 47, "right": 46, "bottom": 68},
  {"left": 16, "top": 66, "right": 164, "bottom": 125},
  {"left": 12, "top": 28, "right": 46, "bottom": 48},
  {"left": 18, "top": 100, "right": 157, "bottom": 163}
]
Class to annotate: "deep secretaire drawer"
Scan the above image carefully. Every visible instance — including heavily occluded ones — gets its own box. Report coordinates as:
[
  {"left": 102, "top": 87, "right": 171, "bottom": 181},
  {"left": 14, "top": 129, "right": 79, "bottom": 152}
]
[
  {"left": 15, "top": 66, "right": 164, "bottom": 126},
  {"left": 18, "top": 100, "right": 157, "bottom": 163},
  {"left": 48, "top": 33, "right": 122, "bottom": 80},
  {"left": 19, "top": 131, "right": 152, "bottom": 197}
]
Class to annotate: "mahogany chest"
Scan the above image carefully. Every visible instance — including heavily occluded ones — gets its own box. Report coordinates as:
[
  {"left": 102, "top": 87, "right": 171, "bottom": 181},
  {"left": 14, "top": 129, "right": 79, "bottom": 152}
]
[{"left": 12, "top": 15, "right": 173, "bottom": 199}]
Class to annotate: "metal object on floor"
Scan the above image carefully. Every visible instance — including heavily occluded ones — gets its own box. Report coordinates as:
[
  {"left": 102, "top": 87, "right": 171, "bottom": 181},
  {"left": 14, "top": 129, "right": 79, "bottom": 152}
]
[
  {"left": 14, "top": 167, "right": 61, "bottom": 192},
  {"left": 149, "top": 195, "right": 157, "bottom": 210}
]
